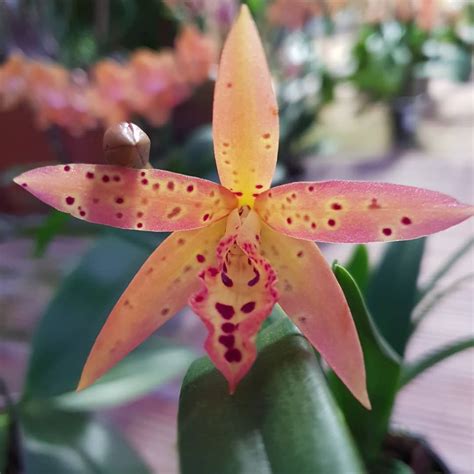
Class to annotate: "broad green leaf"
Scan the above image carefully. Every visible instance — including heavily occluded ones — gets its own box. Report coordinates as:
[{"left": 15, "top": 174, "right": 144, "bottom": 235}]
[
  {"left": 416, "top": 237, "right": 474, "bottom": 302},
  {"left": 34, "top": 210, "right": 69, "bottom": 257},
  {"left": 329, "top": 264, "right": 401, "bottom": 464},
  {"left": 20, "top": 407, "right": 150, "bottom": 474},
  {"left": 345, "top": 244, "right": 370, "bottom": 294},
  {"left": 411, "top": 273, "right": 473, "bottom": 331},
  {"left": 399, "top": 336, "right": 474, "bottom": 388},
  {"left": 366, "top": 239, "right": 426, "bottom": 356},
  {"left": 24, "top": 234, "right": 161, "bottom": 399},
  {"left": 178, "top": 312, "right": 365, "bottom": 474},
  {"left": 49, "top": 338, "right": 195, "bottom": 410},
  {"left": 0, "top": 412, "right": 9, "bottom": 473}
]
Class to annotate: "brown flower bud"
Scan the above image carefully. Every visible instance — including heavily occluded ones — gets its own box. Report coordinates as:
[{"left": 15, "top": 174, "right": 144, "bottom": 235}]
[{"left": 103, "top": 122, "right": 151, "bottom": 168}]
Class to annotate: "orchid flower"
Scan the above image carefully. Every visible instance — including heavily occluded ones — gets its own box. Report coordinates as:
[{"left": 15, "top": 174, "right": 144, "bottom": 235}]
[{"left": 15, "top": 6, "right": 472, "bottom": 408}]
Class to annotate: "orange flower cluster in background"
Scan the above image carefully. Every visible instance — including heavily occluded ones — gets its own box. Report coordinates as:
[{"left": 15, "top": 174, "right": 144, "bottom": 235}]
[
  {"left": 267, "top": 0, "right": 322, "bottom": 30},
  {"left": 0, "top": 26, "right": 217, "bottom": 135}
]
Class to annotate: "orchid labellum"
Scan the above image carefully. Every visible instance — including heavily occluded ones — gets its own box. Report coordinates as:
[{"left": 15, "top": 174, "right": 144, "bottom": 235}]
[{"left": 15, "top": 6, "right": 472, "bottom": 409}]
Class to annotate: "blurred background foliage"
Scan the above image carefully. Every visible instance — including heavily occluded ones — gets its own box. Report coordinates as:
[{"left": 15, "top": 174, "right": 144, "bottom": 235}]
[{"left": 0, "top": 0, "right": 473, "bottom": 473}]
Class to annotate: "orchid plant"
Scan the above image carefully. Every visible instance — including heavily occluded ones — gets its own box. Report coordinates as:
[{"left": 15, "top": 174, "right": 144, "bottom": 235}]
[{"left": 14, "top": 6, "right": 472, "bottom": 409}]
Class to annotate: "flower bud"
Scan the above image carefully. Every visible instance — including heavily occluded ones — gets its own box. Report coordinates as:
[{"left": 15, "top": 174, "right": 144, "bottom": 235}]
[{"left": 103, "top": 122, "right": 151, "bottom": 168}]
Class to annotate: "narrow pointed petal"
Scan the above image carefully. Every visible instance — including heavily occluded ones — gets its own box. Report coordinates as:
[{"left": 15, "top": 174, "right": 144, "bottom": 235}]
[
  {"left": 78, "top": 220, "right": 226, "bottom": 390},
  {"left": 255, "top": 181, "right": 473, "bottom": 243},
  {"left": 260, "top": 223, "right": 370, "bottom": 408},
  {"left": 14, "top": 164, "right": 237, "bottom": 232},
  {"left": 190, "top": 209, "right": 278, "bottom": 392},
  {"left": 213, "top": 5, "right": 279, "bottom": 205}
]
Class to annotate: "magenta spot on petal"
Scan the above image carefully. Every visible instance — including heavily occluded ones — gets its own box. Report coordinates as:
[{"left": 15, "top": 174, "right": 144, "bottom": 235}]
[
  {"left": 86, "top": 172, "right": 94, "bottom": 179},
  {"left": 224, "top": 348, "right": 242, "bottom": 363},
  {"left": 21, "top": 183, "right": 28, "bottom": 187},
  {"left": 79, "top": 211, "right": 86, "bottom": 217},
  {"left": 153, "top": 183, "right": 160, "bottom": 190},
  {"left": 221, "top": 272, "right": 234, "bottom": 287},
  {"left": 102, "top": 175, "right": 110, "bottom": 183},
  {"left": 64, "top": 165, "right": 71, "bottom": 172},
  {"left": 286, "top": 217, "right": 292, "bottom": 225},
  {"left": 137, "top": 222, "right": 144, "bottom": 228},
  {"left": 167, "top": 181, "right": 175, "bottom": 191},
  {"left": 116, "top": 212, "right": 123, "bottom": 219},
  {"left": 241, "top": 301, "right": 255, "bottom": 313},
  {"left": 137, "top": 211, "right": 144, "bottom": 218},
  {"left": 209, "top": 267, "right": 219, "bottom": 277},
  {"left": 215, "top": 302, "right": 235, "bottom": 319},
  {"left": 115, "top": 197, "right": 124, "bottom": 204},
  {"left": 221, "top": 322, "right": 236, "bottom": 333},
  {"left": 65, "top": 196, "right": 75, "bottom": 205},
  {"left": 328, "top": 219, "right": 336, "bottom": 227},
  {"left": 256, "top": 184, "right": 263, "bottom": 189},
  {"left": 196, "top": 254, "right": 206, "bottom": 263},
  {"left": 141, "top": 179, "right": 149, "bottom": 185},
  {"left": 218, "top": 335, "right": 235, "bottom": 348},
  {"left": 187, "top": 185, "right": 194, "bottom": 193},
  {"left": 401, "top": 216, "right": 412, "bottom": 225},
  {"left": 113, "top": 175, "right": 121, "bottom": 182},
  {"left": 331, "top": 203, "right": 342, "bottom": 210},
  {"left": 140, "top": 171, "right": 146, "bottom": 177},
  {"left": 161, "top": 308, "right": 170, "bottom": 316},
  {"left": 311, "top": 222, "right": 317, "bottom": 229},
  {"left": 248, "top": 269, "right": 260, "bottom": 287},
  {"left": 382, "top": 227, "right": 392, "bottom": 236},
  {"left": 308, "top": 186, "right": 314, "bottom": 192},
  {"left": 297, "top": 250, "right": 303, "bottom": 257},
  {"left": 195, "top": 294, "right": 204, "bottom": 303},
  {"left": 203, "top": 213, "right": 210, "bottom": 221}
]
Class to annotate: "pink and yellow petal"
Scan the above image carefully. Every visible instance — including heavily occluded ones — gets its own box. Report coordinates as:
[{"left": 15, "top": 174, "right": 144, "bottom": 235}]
[
  {"left": 255, "top": 181, "right": 473, "bottom": 243},
  {"left": 213, "top": 5, "right": 279, "bottom": 206},
  {"left": 78, "top": 219, "right": 226, "bottom": 390},
  {"left": 14, "top": 164, "right": 237, "bottom": 232},
  {"left": 190, "top": 209, "right": 278, "bottom": 392},
  {"left": 260, "top": 222, "right": 370, "bottom": 408}
]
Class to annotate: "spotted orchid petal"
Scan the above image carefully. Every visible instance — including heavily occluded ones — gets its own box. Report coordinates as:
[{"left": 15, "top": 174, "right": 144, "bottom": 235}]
[
  {"left": 14, "top": 164, "right": 237, "bottom": 232},
  {"left": 260, "top": 222, "right": 370, "bottom": 408},
  {"left": 255, "top": 181, "right": 473, "bottom": 243},
  {"left": 213, "top": 5, "right": 279, "bottom": 206},
  {"left": 190, "top": 209, "right": 278, "bottom": 393},
  {"left": 78, "top": 219, "right": 226, "bottom": 390}
]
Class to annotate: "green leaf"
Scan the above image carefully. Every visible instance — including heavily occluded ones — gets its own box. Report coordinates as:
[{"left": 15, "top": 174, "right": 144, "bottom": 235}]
[
  {"left": 374, "top": 458, "right": 414, "bottom": 474},
  {"left": 49, "top": 338, "right": 195, "bottom": 410},
  {"left": 328, "top": 264, "right": 401, "bottom": 464},
  {"left": 20, "top": 407, "right": 150, "bottom": 474},
  {"left": 417, "top": 237, "right": 474, "bottom": 302},
  {"left": 24, "top": 234, "right": 158, "bottom": 399},
  {"left": 345, "top": 245, "right": 370, "bottom": 294},
  {"left": 178, "top": 312, "right": 365, "bottom": 474},
  {"left": 411, "top": 273, "right": 474, "bottom": 331},
  {"left": 399, "top": 337, "right": 474, "bottom": 388},
  {"left": 366, "top": 239, "right": 426, "bottom": 356},
  {"left": 0, "top": 412, "right": 9, "bottom": 473},
  {"left": 34, "top": 210, "right": 70, "bottom": 257}
]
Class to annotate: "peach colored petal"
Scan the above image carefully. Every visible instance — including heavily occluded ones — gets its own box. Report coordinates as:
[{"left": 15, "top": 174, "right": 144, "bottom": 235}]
[
  {"left": 255, "top": 181, "right": 474, "bottom": 243},
  {"left": 260, "top": 222, "right": 370, "bottom": 408},
  {"left": 78, "top": 220, "right": 226, "bottom": 390},
  {"left": 213, "top": 5, "right": 279, "bottom": 206},
  {"left": 14, "top": 164, "right": 237, "bottom": 232}
]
